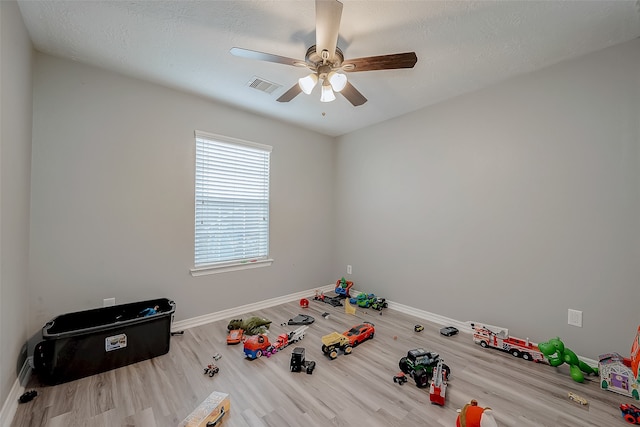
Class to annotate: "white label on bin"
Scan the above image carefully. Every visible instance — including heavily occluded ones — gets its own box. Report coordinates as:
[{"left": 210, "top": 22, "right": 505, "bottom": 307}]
[{"left": 105, "top": 333, "right": 127, "bottom": 352}]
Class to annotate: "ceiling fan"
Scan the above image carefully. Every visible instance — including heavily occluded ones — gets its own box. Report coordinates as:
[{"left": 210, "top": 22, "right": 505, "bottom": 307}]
[{"left": 230, "top": 0, "right": 417, "bottom": 106}]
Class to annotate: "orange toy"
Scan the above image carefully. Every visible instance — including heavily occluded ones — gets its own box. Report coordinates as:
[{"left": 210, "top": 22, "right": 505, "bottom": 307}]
[{"left": 456, "top": 400, "right": 498, "bottom": 427}]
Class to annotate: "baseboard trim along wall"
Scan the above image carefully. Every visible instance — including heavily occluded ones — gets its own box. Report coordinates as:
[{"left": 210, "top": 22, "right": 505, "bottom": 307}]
[
  {"left": 1, "top": 285, "right": 596, "bottom": 426},
  {"left": 0, "top": 359, "right": 31, "bottom": 427}
]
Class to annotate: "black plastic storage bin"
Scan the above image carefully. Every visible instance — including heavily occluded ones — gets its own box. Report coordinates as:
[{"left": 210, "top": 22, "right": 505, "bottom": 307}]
[{"left": 33, "top": 298, "right": 175, "bottom": 385}]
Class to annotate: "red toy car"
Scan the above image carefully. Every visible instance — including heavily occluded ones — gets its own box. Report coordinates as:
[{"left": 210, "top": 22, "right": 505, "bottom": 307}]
[
  {"left": 343, "top": 322, "right": 375, "bottom": 346},
  {"left": 226, "top": 328, "right": 245, "bottom": 345}
]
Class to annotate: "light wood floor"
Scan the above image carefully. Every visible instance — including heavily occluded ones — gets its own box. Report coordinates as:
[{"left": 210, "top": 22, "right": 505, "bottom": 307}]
[{"left": 11, "top": 297, "right": 632, "bottom": 426}]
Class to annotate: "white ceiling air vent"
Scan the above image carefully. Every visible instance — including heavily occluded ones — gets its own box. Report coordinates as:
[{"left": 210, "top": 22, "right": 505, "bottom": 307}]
[{"left": 247, "top": 76, "right": 282, "bottom": 94}]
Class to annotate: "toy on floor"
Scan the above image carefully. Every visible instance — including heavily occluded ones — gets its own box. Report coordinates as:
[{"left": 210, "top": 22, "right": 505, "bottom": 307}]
[
  {"left": 286, "top": 314, "right": 315, "bottom": 325},
  {"left": 345, "top": 299, "right": 357, "bottom": 315},
  {"left": 343, "top": 322, "right": 375, "bottom": 347},
  {"left": 538, "top": 337, "right": 598, "bottom": 383},
  {"left": 227, "top": 317, "right": 272, "bottom": 335},
  {"left": 621, "top": 403, "right": 640, "bottom": 424},
  {"left": 321, "top": 332, "right": 353, "bottom": 359},
  {"left": 393, "top": 372, "right": 408, "bottom": 385},
  {"left": 265, "top": 326, "right": 308, "bottom": 357},
  {"left": 567, "top": 391, "right": 588, "bottom": 406},
  {"left": 203, "top": 363, "right": 219, "bottom": 377},
  {"left": 599, "top": 325, "right": 640, "bottom": 400},
  {"left": 456, "top": 400, "right": 498, "bottom": 427},
  {"left": 299, "top": 298, "right": 309, "bottom": 308},
  {"left": 398, "top": 348, "right": 450, "bottom": 388},
  {"left": 314, "top": 291, "right": 343, "bottom": 307},
  {"left": 440, "top": 326, "right": 459, "bottom": 336},
  {"left": 226, "top": 328, "right": 245, "bottom": 345},
  {"left": 471, "top": 322, "right": 544, "bottom": 362},
  {"left": 243, "top": 334, "right": 272, "bottom": 359},
  {"left": 335, "top": 277, "right": 353, "bottom": 297},
  {"left": 414, "top": 324, "right": 424, "bottom": 332},
  {"left": 18, "top": 390, "right": 37, "bottom": 404},
  {"left": 349, "top": 293, "right": 387, "bottom": 310},
  {"left": 429, "top": 359, "right": 448, "bottom": 406},
  {"left": 290, "top": 347, "right": 316, "bottom": 374}
]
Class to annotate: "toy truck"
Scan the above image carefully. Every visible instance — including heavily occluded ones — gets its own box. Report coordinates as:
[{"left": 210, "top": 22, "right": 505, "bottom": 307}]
[
  {"left": 398, "top": 348, "right": 451, "bottom": 388},
  {"left": 290, "top": 347, "right": 316, "bottom": 374},
  {"left": 470, "top": 322, "right": 545, "bottom": 362},
  {"left": 321, "top": 332, "right": 353, "bottom": 359},
  {"left": 265, "top": 326, "right": 308, "bottom": 357},
  {"left": 429, "top": 359, "right": 448, "bottom": 405},
  {"left": 243, "top": 334, "right": 272, "bottom": 359}
]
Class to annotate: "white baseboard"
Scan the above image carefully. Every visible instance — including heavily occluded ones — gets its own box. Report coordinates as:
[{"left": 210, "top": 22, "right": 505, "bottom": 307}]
[
  {"left": 0, "top": 360, "right": 30, "bottom": 427},
  {"left": 171, "top": 284, "right": 335, "bottom": 332}
]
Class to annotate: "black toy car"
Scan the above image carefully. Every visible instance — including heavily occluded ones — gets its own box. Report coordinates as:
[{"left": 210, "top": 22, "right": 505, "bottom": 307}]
[{"left": 440, "top": 326, "right": 459, "bottom": 336}]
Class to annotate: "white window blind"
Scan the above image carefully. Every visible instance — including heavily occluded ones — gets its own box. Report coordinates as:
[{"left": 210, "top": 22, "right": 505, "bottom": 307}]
[{"left": 194, "top": 131, "right": 271, "bottom": 267}]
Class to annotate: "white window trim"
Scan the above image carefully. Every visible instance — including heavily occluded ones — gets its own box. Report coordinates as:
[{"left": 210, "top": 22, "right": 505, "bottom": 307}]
[
  {"left": 191, "top": 130, "right": 273, "bottom": 276},
  {"left": 190, "top": 258, "right": 274, "bottom": 276}
]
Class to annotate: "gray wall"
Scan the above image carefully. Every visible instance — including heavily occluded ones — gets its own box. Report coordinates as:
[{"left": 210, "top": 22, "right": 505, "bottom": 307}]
[
  {"left": 29, "top": 54, "right": 336, "bottom": 331},
  {"left": 0, "top": 0, "right": 32, "bottom": 410},
  {"left": 334, "top": 38, "right": 640, "bottom": 360}
]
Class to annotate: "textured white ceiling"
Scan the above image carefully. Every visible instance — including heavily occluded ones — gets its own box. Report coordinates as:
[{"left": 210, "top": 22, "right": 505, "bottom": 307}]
[{"left": 16, "top": 0, "right": 640, "bottom": 136}]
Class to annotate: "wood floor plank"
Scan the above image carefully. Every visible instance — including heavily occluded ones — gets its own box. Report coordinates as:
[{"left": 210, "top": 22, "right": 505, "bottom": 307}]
[{"left": 10, "top": 298, "right": 634, "bottom": 426}]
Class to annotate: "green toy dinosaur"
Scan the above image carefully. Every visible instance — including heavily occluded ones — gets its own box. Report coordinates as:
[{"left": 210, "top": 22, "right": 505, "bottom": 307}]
[
  {"left": 538, "top": 337, "right": 598, "bottom": 383},
  {"left": 227, "top": 317, "right": 272, "bottom": 335}
]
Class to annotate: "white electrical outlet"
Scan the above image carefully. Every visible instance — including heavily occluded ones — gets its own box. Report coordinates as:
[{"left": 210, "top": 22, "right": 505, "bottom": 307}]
[
  {"left": 568, "top": 309, "right": 583, "bottom": 327},
  {"left": 347, "top": 265, "right": 352, "bottom": 275},
  {"left": 103, "top": 298, "right": 116, "bottom": 307}
]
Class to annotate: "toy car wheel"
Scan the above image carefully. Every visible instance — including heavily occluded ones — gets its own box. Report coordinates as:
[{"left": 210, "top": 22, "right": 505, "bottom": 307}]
[
  {"left": 522, "top": 352, "right": 532, "bottom": 361},
  {"left": 344, "top": 345, "right": 353, "bottom": 355},
  {"left": 442, "top": 364, "right": 451, "bottom": 379},
  {"left": 623, "top": 414, "right": 636, "bottom": 424},
  {"left": 209, "top": 371, "right": 215, "bottom": 377},
  {"left": 329, "top": 350, "right": 338, "bottom": 359},
  {"left": 414, "top": 369, "right": 428, "bottom": 388},
  {"left": 399, "top": 357, "right": 409, "bottom": 374},
  {"left": 369, "top": 332, "right": 374, "bottom": 340},
  {"left": 510, "top": 349, "right": 521, "bottom": 358},
  {"left": 256, "top": 350, "right": 262, "bottom": 358},
  {"left": 480, "top": 341, "right": 489, "bottom": 348}
]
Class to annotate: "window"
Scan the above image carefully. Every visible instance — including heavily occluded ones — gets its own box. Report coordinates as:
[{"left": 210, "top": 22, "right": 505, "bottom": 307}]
[{"left": 191, "top": 131, "right": 272, "bottom": 275}]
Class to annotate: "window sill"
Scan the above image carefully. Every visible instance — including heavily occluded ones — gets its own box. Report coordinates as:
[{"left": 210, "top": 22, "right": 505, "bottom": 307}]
[{"left": 190, "top": 259, "right": 274, "bottom": 277}]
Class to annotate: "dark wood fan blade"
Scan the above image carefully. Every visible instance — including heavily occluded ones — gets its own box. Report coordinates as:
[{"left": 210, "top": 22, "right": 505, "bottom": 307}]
[
  {"left": 315, "top": 0, "right": 343, "bottom": 62},
  {"left": 340, "top": 81, "right": 367, "bottom": 106},
  {"left": 342, "top": 52, "right": 417, "bottom": 72},
  {"left": 276, "top": 83, "right": 303, "bottom": 102},
  {"left": 230, "top": 47, "right": 305, "bottom": 67}
]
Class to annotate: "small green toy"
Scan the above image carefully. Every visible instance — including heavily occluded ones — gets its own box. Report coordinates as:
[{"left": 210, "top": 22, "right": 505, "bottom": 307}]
[{"left": 538, "top": 337, "right": 598, "bottom": 383}]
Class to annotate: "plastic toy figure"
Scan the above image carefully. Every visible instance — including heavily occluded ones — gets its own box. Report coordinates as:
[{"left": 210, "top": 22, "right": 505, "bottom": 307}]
[
  {"left": 538, "top": 337, "right": 598, "bottom": 383},
  {"left": 456, "top": 400, "right": 498, "bottom": 427},
  {"left": 227, "top": 317, "right": 272, "bottom": 335},
  {"left": 138, "top": 305, "right": 160, "bottom": 317},
  {"left": 414, "top": 324, "right": 424, "bottom": 332},
  {"left": 335, "top": 277, "right": 353, "bottom": 297}
]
